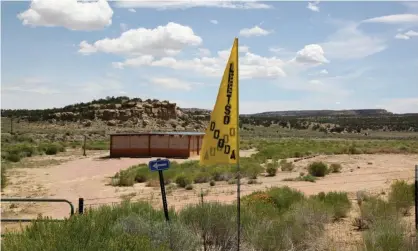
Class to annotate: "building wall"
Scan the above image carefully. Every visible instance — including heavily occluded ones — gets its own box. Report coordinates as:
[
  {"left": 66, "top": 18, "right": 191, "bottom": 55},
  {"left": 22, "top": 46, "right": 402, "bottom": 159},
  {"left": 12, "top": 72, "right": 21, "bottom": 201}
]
[{"left": 110, "top": 134, "right": 198, "bottom": 158}]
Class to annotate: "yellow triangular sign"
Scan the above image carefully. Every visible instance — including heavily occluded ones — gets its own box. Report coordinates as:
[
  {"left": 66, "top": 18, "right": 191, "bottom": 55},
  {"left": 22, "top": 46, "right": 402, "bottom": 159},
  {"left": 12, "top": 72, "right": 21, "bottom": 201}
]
[{"left": 200, "top": 38, "right": 239, "bottom": 165}]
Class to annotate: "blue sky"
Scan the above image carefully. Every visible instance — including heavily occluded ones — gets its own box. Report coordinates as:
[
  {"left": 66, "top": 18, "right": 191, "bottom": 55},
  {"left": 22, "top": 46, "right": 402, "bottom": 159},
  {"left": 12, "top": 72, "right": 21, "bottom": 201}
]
[{"left": 1, "top": 0, "right": 418, "bottom": 114}]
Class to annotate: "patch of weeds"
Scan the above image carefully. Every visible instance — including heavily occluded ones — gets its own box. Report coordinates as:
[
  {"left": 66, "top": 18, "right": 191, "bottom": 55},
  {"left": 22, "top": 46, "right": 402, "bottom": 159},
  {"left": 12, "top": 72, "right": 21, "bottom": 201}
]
[
  {"left": 209, "top": 180, "right": 216, "bottom": 186},
  {"left": 388, "top": 180, "right": 414, "bottom": 215},
  {"left": 175, "top": 175, "right": 192, "bottom": 188},
  {"left": 312, "top": 191, "right": 351, "bottom": 220},
  {"left": 185, "top": 184, "right": 193, "bottom": 190}
]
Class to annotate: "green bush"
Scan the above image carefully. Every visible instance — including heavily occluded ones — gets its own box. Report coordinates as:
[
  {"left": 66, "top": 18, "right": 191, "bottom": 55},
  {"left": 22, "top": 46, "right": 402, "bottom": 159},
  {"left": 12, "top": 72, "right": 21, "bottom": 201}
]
[
  {"left": 312, "top": 191, "right": 351, "bottom": 220},
  {"left": 388, "top": 180, "right": 414, "bottom": 215},
  {"left": 134, "top": 168, "right": 149, "bottom": 183},
  {"left": 118, "top": 172, "right": 135, "bottom": 186},
  {"left": 330, "top": 163, "right": 342, "bottom": 173},
  {"left": 42, "top": 143, "right": 65, "bottom": 155},
  {"left": 299, "top": 174, "right": 316, "bottom": 182},
  {"left": 5, "top": 153, "right": 21, "bottom": 162},
  {"left": 267, "top": 186, "right": 305, "bottom": 213},
  {"left": 175, "top": 175, "right": 191, "bottom": 188},
  {"left": 266, "top": 163, "right": 277, "bottom": 177},
  {"left": 308, "top": 162, "right": 329, "bottom": 177}
]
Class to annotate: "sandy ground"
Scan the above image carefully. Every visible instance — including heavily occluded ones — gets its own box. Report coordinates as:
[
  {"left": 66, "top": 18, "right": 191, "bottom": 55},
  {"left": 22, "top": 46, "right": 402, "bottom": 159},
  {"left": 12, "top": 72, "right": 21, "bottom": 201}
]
[{"left": 2, "top": 151, "right": 417, "bottom": 243}]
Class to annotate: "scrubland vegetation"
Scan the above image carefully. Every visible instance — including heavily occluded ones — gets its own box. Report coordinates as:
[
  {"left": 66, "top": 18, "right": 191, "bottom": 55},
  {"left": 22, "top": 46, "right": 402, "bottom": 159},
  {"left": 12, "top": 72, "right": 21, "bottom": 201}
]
[{"left": 3, "top": 183, "right": 415, "bottom": 251}]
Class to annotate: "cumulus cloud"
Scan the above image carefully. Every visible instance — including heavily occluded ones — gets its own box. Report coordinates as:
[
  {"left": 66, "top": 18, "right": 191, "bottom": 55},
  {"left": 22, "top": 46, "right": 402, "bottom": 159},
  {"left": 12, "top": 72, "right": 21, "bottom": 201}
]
[
  {"left": 307, "top": 1, "right": 320, "bottom": 12},
  {"left": 294, "top": 44, "right": 329, "bottom": 65},
  {"left": 17, "top": 0, "right": 113, "bottom": 31},
  {"left": 113, "top": 46, "right": 287, "bottom": 79},
  {"left": 79, "top": 22, "right": 202, "bottom": 57},
  {"left": 239, "top": 25, "right": 272, "bottom": 37}
]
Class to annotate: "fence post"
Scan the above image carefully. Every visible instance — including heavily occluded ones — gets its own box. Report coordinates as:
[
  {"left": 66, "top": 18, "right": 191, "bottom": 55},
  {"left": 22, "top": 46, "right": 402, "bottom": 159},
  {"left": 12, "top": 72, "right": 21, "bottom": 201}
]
[
  {"left": 200, "top": 188, "right": 207, "bottom": 251},
  {"left": 415, "top": 165, "right": 417, "bottom": 231},
  {"left": 78, "top": 198, "right": 84, "bottom": 215},
  {"left": 83, "top": 135, "right": 87, "bottom": 156}
]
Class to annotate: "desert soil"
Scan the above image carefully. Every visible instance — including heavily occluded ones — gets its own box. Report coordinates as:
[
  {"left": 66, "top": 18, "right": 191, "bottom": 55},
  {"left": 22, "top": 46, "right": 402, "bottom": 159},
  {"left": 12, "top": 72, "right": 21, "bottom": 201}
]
[{"left": 2, "top": 151, "right": 417, "bottom": 248}]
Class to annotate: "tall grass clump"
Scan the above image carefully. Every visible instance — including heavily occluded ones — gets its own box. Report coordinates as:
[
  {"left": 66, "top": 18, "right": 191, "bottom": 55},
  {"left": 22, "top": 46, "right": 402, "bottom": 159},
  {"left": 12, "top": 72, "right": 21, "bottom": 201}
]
[
  {"left": 1, "top": 201, "right": 188, "bottom": 251},
  {"left": 279, "top": 159, "right": 294, "bottom": 172},
  {"left": 388, "top": 180, "right": 415, "bottom": 215},
  {"left": 308, "top": 161, "right": 329, "bottom": 177},
  {"left": 265, "top": 162, "right": 278, "bottom": 177},
  {"left": 330, "top": 163, "right": 342, "bottom": 173},
  {"left": 1, "top": 166, "right": 6, "bottom": 190},
  {"left": 312, "top": 191, "right": 351, "bottom": 220}
]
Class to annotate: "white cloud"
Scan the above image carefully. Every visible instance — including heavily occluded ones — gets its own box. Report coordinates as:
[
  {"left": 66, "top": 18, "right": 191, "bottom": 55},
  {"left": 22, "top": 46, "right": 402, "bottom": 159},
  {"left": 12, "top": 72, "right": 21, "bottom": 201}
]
[
  {"left": 149, "top": 77, "right": 202, "bottom": 91},
  {"left": 239, "top": 25, "right": 271, "bottom": 37},
  {"left": 197, "top": 48, "right": 211, "bottom": 57},
  {"left": 293, "top": 44, "right": 329, "bottom": 65},
  {"left": 114, "top": 0, "right": 272, "bottom": 10},
  {"left": 128, "top": 8, "right": 136, "bottom": 12},
  {"left": 79, "top": 22, "right": 202, "bottom": 56},
  {"left": 319, "top": 69, "right": 329, "bottom": 75},
  {"left": 307, "top": 1, "right": 320, "bottom": 12},
  {"left": 17, "top": 0, "right": 113, "bottom": 31},
  {"left": 114, "top": 46, "right": 287, "bottom": 79},
  {"left": 395, "top": 30, "right": 418, "bottom": 40},
  {"left": 321, "top": 23, "right": 387, "bottom": 60},
  {"left": 210, "top": 19, "right": 218, "bottom": 24},
  {"left": 362, "top": 14, "right": 418, "bottom": 24}
]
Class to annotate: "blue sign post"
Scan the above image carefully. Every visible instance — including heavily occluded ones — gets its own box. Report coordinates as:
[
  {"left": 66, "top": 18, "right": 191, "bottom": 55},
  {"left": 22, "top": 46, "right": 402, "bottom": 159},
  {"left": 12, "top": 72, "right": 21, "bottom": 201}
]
[{"left": 149, "top": 158, "right": 171, "bottom": 222}]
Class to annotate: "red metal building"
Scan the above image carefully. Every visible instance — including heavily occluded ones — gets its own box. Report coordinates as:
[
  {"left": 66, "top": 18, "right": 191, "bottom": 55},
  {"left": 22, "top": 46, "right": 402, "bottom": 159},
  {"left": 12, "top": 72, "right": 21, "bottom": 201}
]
[{"left": 109, "top": 132, "right": 205, "bottom": 158}]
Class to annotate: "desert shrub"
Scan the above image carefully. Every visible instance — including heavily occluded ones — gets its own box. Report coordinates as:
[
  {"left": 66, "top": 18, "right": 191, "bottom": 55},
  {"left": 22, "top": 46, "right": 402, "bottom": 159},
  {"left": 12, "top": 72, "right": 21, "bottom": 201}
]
[
  {"left": 312, "top": 191, "right": 351, "bottom": 220},
  {"left": 179, "top": 203, "right": 237, "bottom": 250},
  {"left": 5, "top": 153, "right": 21, "bottom": 162},
  {"left": 308, "top": 161, "right": 329, "bottom": 177},
  {"left": 330, "top": 163, "right": 342, "bottom": 173},
  {"left": 247, "top": 198, "right": 331, "bottom": 251},
  {"left": 175, "top": 175, "right": 191, "bottom": 188},
  {"left": 209, "top": 180, "right": 215, "bottom": 186},
  {"left": 247, "top": 179, "right": 257, "bottom": 184},
  {"left": 266, "top": 163, "right": 277, "bottom": 177},
  {"left": 359, "top": 196, "right": 397, "bottom": 224},
  {"left": 193, "top": 172, "right": 211, "bottom": 184},
  {"left": 41, "top": 143, "right": 65, "bottom": 155},
  {"left": 388, "top": 180, "right": 414, "bottom": 215},
  {"left": 134, "top": 168, "right": 149, "bottom": 183},
  {"left": 185, "top": 184, "right": 193, "bottom": 190},
  {"left": 118, "top": 171, "right": 135, "bottom": 186},
  {"left": 361, "top": 217, "right": 416, "bottom": 251},
  {"left": 280, "top": 160, "right": 294, "bottom": 172},
  {"left": 267, "top": 186, "right": 305, "bottom": 213},
  {"left": 1, "top": 201, "right": 187, "bottom": 251}
]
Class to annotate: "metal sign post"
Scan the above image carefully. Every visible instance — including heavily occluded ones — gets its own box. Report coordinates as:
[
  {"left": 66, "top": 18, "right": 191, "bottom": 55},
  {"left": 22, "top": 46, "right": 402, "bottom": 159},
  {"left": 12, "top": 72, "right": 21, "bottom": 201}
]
[{"left": 149, "top": 158, "right": 170, "bottom": 222}]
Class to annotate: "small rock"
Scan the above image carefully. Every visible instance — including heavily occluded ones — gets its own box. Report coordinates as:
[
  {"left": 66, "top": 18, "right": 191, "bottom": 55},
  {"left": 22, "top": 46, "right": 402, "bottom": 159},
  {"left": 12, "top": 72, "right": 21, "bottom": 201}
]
[
  {"left": 350, "top": 169, "right": 354, "bottom": 172},
  {"left": 357, "top": 166, "right": 361, "bottom": 169},
  {"left": 367, "top": 162, "right": 373, "bottom": 165}
]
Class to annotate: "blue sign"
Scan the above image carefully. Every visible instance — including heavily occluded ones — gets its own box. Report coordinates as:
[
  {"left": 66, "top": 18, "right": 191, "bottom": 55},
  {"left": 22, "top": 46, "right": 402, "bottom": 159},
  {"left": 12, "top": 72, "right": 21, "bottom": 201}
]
[{"left": 149, "top": 159, "right": 170, "bottom": 172}]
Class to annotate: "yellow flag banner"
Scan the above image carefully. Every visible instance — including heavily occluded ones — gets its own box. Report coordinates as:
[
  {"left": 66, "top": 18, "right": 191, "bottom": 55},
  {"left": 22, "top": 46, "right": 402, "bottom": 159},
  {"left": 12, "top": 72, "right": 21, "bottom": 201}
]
[{"left": 200, "top": 38, "right": 239, "bottom": 165}]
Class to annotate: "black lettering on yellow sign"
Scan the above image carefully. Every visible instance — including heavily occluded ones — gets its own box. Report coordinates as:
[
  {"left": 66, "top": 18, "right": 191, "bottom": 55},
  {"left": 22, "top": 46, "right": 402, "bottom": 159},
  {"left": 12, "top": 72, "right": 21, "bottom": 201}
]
[
  {"left": 213, "top": 130, "right": 220, "bottom": 139},
  {"left": 230, "top": 150, "right": 236, "bottom": 160},
  {"left": 230, "top": 128, "right": 236, "bottom": 136},
  {"left": 217, "top": 139, "right": 225, "bottom": 149},
  {"left": 224, "top": 145, "right": 231, "bottom": 154},
  {"left": 223, "top": 135, "right": 229, "bottom": 143},
  {"left": 210, "top": 121, "right": 216, "bottom": 131}
]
